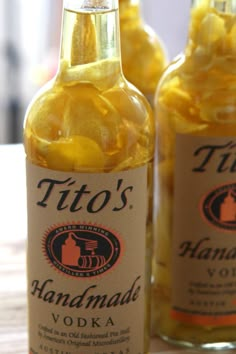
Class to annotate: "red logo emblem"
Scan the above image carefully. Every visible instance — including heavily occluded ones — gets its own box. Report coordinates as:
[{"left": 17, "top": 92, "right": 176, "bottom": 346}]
[
  {"left": 43, "top": 224, "right": 122, "bottom": 278},
  {"left": 200, "top": 182, "right": 236, "bottom": 232}
]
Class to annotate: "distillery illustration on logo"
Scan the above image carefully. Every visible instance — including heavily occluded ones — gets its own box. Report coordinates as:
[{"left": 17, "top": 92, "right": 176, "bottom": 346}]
[
  {"left": 201, "top": 183, "right": 236, "bottom": 232},
  {"left": 43, "top": 224, "right": 122, "bottom": 278}
]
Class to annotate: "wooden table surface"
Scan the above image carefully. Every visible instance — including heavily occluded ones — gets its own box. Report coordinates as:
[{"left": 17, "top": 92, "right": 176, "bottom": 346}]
[{"left": 0, "top": 144, "right": 232, "bottom": 354}]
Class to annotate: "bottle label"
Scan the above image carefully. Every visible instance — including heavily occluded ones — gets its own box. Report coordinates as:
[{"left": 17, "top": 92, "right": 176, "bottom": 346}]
[
  {"left": 26, "top": 161, "right": 148, "bottom": 354},
  {"left": 171, "top": 135, "right": 236, "bottom": 326}
]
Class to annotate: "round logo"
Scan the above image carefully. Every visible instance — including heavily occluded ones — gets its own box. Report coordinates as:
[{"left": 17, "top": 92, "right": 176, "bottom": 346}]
[
  {"left": 200, "top": 182, "right": 236, "bottom": 232},
  {"left": 43, "top": 224, "right": 122, "bottom": 278}
]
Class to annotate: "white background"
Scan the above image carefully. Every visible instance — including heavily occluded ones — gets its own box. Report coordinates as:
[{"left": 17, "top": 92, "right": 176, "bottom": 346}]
[{"left": 143, "top": 0, "right": 191, "bottom": 60}]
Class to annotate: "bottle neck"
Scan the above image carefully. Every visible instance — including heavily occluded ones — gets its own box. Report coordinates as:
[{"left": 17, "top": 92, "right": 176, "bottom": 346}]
[
  {"left": 186, "top": 0, "right": 236, "bottom": 57},
  {"left": 191, "top": 0, "right": 236, "bottom": 12},
  {"left": 119, "top": 0, "right": 141, "bottom": 24},
  {"left": 58, "top": 0, "right": 122, "bottom": 81},
  {"left": 119, "top": 0, "right": 140, "bottom": 7}
]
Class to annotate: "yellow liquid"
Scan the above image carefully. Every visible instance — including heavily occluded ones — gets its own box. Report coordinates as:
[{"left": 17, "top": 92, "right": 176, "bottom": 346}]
[
  {"left": 152, "top": 0, "right": 236, "bottom": 349},
  {"left": 24, "top": 8, "right": 155, "bottom": 172},
  {"left": 24, "top": 7, "right": 154, "bottom": 353},
  {"left": 119, "top": 0, "right": 167, "bottom": 107}
]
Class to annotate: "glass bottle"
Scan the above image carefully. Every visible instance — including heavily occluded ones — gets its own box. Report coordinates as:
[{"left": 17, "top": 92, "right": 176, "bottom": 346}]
[
  {"left": 119, "top": 0, "right": 167, "bottom": 107},
  {"left": 152, "top": 0, "right": 236, "bottom": 349},
  {"left": 24, "top": 1, "right": 155, "bottom": 353}
]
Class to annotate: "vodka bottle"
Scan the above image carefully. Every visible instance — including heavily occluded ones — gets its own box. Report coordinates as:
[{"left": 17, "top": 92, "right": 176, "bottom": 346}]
[
  {"left": 153, "top": 0, "right": 236, "bottom": 349},
  {"left": 24, "top": 1, "right": 155, "bottom": 353}
]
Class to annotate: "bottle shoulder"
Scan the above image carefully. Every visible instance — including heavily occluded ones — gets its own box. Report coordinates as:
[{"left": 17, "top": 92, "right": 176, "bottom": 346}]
[
  {"left": 25, "top": 73, "right": 152, "bottom": 127},
  {"left": 24, "top": 70, "right": 155, "bottom": 172},
  {"left": 120, "top": 19, "right": 166, "bottom": 53},
  {"left": 154, "top": 54, "right": 185, "bottom": 90},
  {"left": 120, "top": 21, "right": 167, "bottom": 94},
  {"left": 154, "top": 52, "right": 236, "bottom": 137}
]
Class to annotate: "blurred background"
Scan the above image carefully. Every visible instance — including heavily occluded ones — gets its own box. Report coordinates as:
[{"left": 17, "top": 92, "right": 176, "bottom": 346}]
[{"left": 0, "top": 0, "right": 190, "bottom": 144}]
